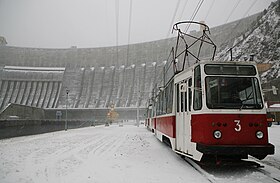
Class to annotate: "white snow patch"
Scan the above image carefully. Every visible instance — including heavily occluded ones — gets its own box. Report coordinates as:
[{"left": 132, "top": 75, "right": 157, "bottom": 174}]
[{"left": 1, "top": 124, "right": 280, "bottom": 183}]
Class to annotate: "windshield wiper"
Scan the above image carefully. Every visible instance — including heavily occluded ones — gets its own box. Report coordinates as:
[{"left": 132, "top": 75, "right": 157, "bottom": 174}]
[{"left": 240, "top": 103, "right": 261, "bottom": 110}]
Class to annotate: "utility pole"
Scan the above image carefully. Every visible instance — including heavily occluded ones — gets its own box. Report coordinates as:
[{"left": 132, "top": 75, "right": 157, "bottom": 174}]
[
  {"left": 65, "top": 89, "right": 70, "bottom": 131},
  {"left": 137, "top": 90, "right": 140, "bottom": 127},
  {"left": 136, "top": 76, "right": 140, "bottom": 127}
]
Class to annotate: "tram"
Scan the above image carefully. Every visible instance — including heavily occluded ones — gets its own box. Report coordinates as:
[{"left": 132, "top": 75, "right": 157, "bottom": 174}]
[{"left": 145, "top": 21, "right": 274, "bottom": 162}]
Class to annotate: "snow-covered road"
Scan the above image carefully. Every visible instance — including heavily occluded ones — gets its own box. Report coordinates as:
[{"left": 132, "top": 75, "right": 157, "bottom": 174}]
[{"left": 0, "top": 124, "right": 280, "bottom": 183}]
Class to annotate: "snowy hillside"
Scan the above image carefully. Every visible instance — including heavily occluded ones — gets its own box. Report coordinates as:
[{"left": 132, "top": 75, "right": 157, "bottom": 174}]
[
  {"left": 217, "top": 0, "right": 280, "bottom": 62},
  {"left": 216, "top": 0, "right": 280, "bottom": 88},
  {"left": 260, "top": 61, "right": 280, "bottom": 83}
]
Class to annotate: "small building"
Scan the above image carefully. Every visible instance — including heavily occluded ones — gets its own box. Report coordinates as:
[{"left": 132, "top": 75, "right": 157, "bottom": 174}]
[{"left": 267, "top": 103, "right": 280, "bottom": 123}]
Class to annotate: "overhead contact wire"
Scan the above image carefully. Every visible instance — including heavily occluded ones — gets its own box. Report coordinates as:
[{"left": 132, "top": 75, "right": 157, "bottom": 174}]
[
  {"left": 166, "top": 0, "right": 181, "bottom": 38},
  {"left": 126, "top": 0, "right": 133, "bottom": 65},
  {"left": 218, "top": 0, "right": 258, "bottom": 61},
  {"left": 225, "top": 0, "right": 241, "bottom": 23},
  {"left": 204, "top": 0, "right": 215, "bottom": 21},
  {"left": 115, "top": 0, "right": 119, "bottom": 66},
  {"left": 185, "top": 0, "right": 205, "bottom": 33}
]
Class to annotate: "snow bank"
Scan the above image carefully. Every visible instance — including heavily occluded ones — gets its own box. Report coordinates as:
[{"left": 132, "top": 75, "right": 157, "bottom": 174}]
[{"left": 0, "top": 125, "right": 207, "bottom": 183}]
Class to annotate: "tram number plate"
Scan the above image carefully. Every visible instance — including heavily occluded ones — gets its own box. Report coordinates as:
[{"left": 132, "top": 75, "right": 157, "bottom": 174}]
[{"left": 234, "top": 120, "right": 241, "bottom": 132}]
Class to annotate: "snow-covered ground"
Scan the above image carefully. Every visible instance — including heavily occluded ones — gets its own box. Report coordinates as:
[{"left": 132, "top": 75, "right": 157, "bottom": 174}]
[{"left": 0, "top": 123, "right": 280, "bottom": 183}]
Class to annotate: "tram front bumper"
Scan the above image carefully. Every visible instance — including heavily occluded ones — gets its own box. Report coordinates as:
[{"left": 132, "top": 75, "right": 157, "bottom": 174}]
[{"left": 196, "top": 143, "right": 275, "bottom": 159}]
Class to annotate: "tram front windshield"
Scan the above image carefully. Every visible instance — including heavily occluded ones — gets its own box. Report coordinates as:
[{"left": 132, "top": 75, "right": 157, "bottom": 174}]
[{"left": 205, "top": 77, "right": 263, "bottom": 109}]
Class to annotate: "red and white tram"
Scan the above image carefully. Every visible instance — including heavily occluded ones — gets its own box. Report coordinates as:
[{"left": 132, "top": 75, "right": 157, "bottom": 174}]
[
  {"left": 145, "top": 21, "right": 274, "bottom": 162},
  {"left": 146, "top": 61, "right": 275, "bottom": 161}
]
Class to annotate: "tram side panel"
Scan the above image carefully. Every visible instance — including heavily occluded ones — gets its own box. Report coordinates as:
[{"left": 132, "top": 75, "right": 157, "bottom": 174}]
[
  {"left": 146, "top": 117, "right": 156, "bottom": 133},
  {"left": 155, "top": 115, "right": 176, "bottom": 149}
]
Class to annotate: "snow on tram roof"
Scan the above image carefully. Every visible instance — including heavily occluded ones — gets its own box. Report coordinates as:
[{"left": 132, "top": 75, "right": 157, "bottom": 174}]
[{"left": 270, "top": 104, "right": 280, "bottom": 108}]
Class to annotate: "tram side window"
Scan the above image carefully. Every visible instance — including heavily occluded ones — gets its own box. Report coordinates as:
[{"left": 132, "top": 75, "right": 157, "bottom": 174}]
[
  {"left": 176, "top": 84, "right": 179, "bottom": 113},
  {"left": 166, "top": 80, "right": 174, "bottom": 114},
  {"left": 158, "top": 93, "right": 161, "bottom": 115},
  {"left": 188, "top": 78, "right": 192, "bottom": 111},
  {"left": 163, "top": 91, "right": 167, "bottom": 114},
  {"left": 181, "top": 83, "right": 184, "bottom": 112},
  {"left": 156, "top": 97, "right": 159, "bottom": 115},
  {"left": 155, "top": 90, "right": 168, "bottom": 115},
  {"left": 147, "top": 108, "right": 152, "bottom": 118},
  {"left": 161, "top": 91, "right": 166, "bottom": 115},
  {"left": 159, "top": 91, "right": 164, "bottom": 115},
  {"left": 160, "top": 91, "right": 165, "bottom": 114},
  {"left": 254, "top": 78, "right": 263, "bottom": 107},
  {"left": 194, "top": 66, "right": 202, "bottom": 110},
  {"left": 185, "top": 81, "right": 188, "bottom": 112},
  {"left": 152, "top": 103, "right": 155, "bottom": 117}
]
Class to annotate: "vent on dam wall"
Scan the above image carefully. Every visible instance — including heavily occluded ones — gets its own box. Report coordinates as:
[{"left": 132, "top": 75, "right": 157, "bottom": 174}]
[
  {"left": 0, "top": 64, "right": 156, "bottom": 111},
  {"left": 0, "top": 66, "right": 65, "bottom": 111},
  {"left": 56, "top": 63, "right": 158, "bottom": 109}
]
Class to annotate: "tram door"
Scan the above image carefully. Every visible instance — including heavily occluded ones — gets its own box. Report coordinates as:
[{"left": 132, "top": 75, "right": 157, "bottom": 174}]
[{"left": 176, "top": 77, "right": 192, "bottom": 154}]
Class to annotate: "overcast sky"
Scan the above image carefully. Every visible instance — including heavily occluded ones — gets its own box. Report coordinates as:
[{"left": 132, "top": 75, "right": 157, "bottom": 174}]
[{"left": 0, "top": 0, "right": 275, "bottom": 48}]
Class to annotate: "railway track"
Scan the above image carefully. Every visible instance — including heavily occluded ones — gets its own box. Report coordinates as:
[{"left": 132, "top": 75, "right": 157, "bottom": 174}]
[
  {"left": 255, "top": 168, "right": 280, "bottom": 183},
  {"left": 252, "top": 160, "right": 280, "bottom": 183},
  {"left": 182, "top": 157, "right": 280, "bottom": 183},
  {"left": 183, "top": 157, "right": 216, "bottom": 183}
]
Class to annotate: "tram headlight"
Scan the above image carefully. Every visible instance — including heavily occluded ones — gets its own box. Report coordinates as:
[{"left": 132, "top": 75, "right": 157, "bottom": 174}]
[
  {"left": 213, "top": 130, "right": 222, "bottom": 139},
  {"left": 256, "top": 131, "right": 264, "bottom": 139}
]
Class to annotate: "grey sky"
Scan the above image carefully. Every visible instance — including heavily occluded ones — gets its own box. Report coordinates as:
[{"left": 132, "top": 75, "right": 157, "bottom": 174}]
[{"left": 0, "top": 0, "right": 275, "bottom": 48}]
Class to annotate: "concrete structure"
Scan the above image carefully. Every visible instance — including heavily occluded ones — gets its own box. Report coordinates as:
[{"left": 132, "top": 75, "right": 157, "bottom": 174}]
[{"left": 0, "top": 13, "right": 262, "bottom": 121}]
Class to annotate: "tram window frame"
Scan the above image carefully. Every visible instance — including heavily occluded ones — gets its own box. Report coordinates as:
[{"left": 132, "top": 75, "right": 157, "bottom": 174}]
[{"left": 194, "top": 65, "right": 202, "bottom": 110}]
